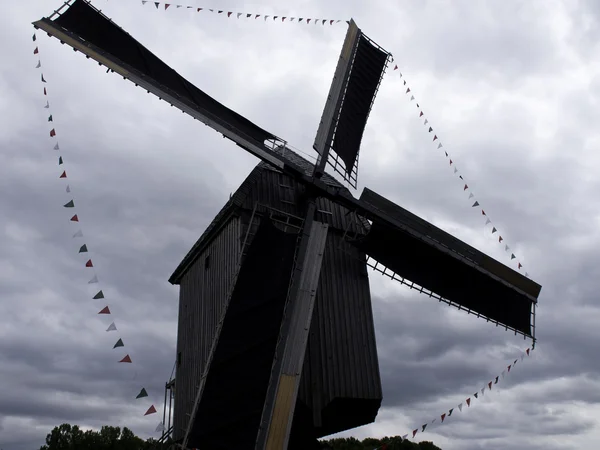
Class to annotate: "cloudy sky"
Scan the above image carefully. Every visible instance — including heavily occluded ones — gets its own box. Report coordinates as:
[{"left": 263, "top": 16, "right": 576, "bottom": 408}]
[{"left": 2, "top": 0, "right": 600, "bottom": 449}]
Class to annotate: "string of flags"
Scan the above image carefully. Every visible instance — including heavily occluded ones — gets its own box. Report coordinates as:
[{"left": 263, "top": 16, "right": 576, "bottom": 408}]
[
  {"left": 388, "top": 58, "right": 530, "bottom": 278},
  {"left": 33, "top": 32, "right": 163, "bottom": 429},
  {"left": 368, "top": 346, "right": 533, "bottom": 446},
  {"left": 131, "top": 0, "right": 346, "bottom": 25}
]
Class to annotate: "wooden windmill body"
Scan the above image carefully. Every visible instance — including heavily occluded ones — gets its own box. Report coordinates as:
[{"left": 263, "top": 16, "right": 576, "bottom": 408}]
[{"left": 35, "top": 1, "right": 542, "bottom": 449}]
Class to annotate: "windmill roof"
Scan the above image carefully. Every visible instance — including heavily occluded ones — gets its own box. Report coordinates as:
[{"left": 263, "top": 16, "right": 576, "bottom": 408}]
[{"left": 169, "top": 148, "right": 350, "bottom": 285}]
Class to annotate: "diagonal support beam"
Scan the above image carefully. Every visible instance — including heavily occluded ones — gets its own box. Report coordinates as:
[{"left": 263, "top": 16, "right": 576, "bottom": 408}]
[{"left": 255, "top": 213, "right": 329, "bottom": 450}]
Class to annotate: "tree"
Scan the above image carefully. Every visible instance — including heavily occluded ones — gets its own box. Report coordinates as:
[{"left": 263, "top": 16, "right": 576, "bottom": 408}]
[
  {"left": 39, "top": 423, "right": 160, "bottom": 450},
  {"left": 319, "top": 436, "right": 442, "bottom": 450}
]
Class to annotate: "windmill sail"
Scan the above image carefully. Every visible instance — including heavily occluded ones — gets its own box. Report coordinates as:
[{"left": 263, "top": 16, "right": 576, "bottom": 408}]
[
  {"left": 313, "top": 20, "right": 389, "bottom": 185},
  {"left": 33, "top": 0, "right": 292, "bottom": 171},
  {"left": 356, "top": 188, "right": 541, "bottom": 337}
]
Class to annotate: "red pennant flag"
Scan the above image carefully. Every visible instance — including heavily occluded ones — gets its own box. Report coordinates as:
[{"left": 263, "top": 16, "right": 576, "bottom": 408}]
[
  {"left": 145, "top": 405, "right": 157, "bottom": 415},
  {"left": 433, "top": 135, "right": 438, "bottom": 141},
  {"left": 307, "top": 18, "right": 311, "bottom": 24},
  {"left": 44, "top": 87, "right": 47, "bottom": 95},
  {"left": 507, "top": 364, "right": 512, "bottom": 372},
  {"left": 164, "top": 4, "right": 170, "bottom": 10},
  {"left": 419, "top": 111, "right": 423, "bottom": 117},
  {"left": 499, "top": 236, "right": 503, "bottom": 243},
  {"left": 406, "top": 88, "right": 410, "bottom": 93},
  {"left": 256, "top": 14, "right": 260, "bottom": 19},
  {"left": 526, "top": 348, "right": 530, "bottom": 356},
  {"left": 518, "top": 262, "right": 523, "bottom": 269},
  {"left": 463, "top": 184, "right": 468, "bottom": 190},
  {"left": 70, "top": 214, "right": 79, "bottom": 222},
  {"left": 412, "top": 429, "right": 418, "bottom": 438},
  {"left": 98, "top": 306, "right": 110, "bottom": 314},
  {"left": 34, "top": 47, "right": 39, "bottom": 54},
  {"left": 49, "top": 129, "right": 56, "bottom": 137},
  {"left": 441, "top": 413, "right": 446, "bottom": 423},
  {"left": 119, "top": 354, "right": 132, "bottom": 363},
  {"left": 59, "top": 170, "right": 67, "bottom": 178},
  {"left": 394, "top": 65, "right": 398, "bottom": 70},
  {"left": 466, "top": 398, "right": 471, "bottom": 407},
  {"left": 85, "top": 259, "right": 93, "bottom": 267},
  {"left": 227, "top": 11, "right": 232, "bottom": 17},
  {"left": 330, "top": 20, "right": 334, "bottom": 25},
  {"left": 488, "top": 381, "right": 493, "bottom": 389},
  {"left": 449, "top": 159, "right": 453, "bottom": 165},
  {"left": 482, "top": 210, "right": 486, "bottom": 215}
]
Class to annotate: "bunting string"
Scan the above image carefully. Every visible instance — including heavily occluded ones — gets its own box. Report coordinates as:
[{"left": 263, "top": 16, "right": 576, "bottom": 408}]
[
  {"left": 388, "top": 59, "right": 530, "bottom": 278},
  {"left": 402, "top": 346, "right": 533, "bottom": 442},
  {"left": 132, "top": 0, "right": 346, "bottom": 25},
  {"left": 33, "top": 32, "right": 159, "bottom": 426}
]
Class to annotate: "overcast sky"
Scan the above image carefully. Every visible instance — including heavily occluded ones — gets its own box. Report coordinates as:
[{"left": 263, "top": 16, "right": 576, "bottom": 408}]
[{"left": 2, "top": 0, "right": 600, "bottom": 449}]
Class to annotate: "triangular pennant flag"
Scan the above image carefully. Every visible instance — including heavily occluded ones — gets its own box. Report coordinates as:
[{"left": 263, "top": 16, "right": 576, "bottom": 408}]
[
  {"left": 460, "top": 175, "right": 464, "bottom": 179},
  {"left": 119, "top": 354, "right": 132, "bottom": 363},
  {"left": 113, "top": 338, "right": 124, "bottom": 349},
  {"left": 464, "top": 184, "right": 468, "bottom": 190},
  {"left": 154, "top": 2, "right": 159, "bottom": 8},
  {"left": 502, "top": 370, "right": 506, "bottom": 378},
  {"left": 474, "top": 392, "right": 478, "bottom": 399},
  {"left": 66, "top": 185, "right": 71, "bottom": 193},
  {"left": 454, "top": 167, "right": 458, "bottom": 174},
  {"left": 521, "top": 354, "right": 525, "bottom": 361},
  {"left": 34, "top": 47, "right": 39, "bottom": 54},
  {"left": 227, "top": 12, "right": 232, "bottom": 17},
  {"left": 441, "top": 413, "right": 446, "bottom": 423},
  {"left": 492, "top": 227, "right": 497, "bottom": 233},
  {"left": 299, "top": 18, "right": 304, "bottom": 22},
  {"left": 511, "top": 253, "right": 516, "bottom": 259},
  {"left": 73, "top": 230, "right": 84, "bottom": 238},
  {"left": 485, "top": 218, "right": 491, "bottom": 225},
  {"left": 59, "top": 171, "right": 66, "bottom": 178},
  {"left": 394, "top": 65, "right": 399, "bottom": 71},
  {"left": 54, "top": 143, "right": 59, "bottom": 150},
  {"left": 330, "top": 19, "right": 334, "bottom": 25},
  {"left": 526, "top": 348, "right": 530, "bottom": 356},
  {"left": 518, "top": 262, "right": 523, "bottom": 269},
  {"left": 402, "top": 435, "right": 408, "bottom": 441},
  {"left": 481, "top": 387, "right": 485, "bottom": 396},
  {"left": 307, "top": 19, "right": 311, "bottom": 24},
  {"left": 58, "top": 156, "right": 63, "bottom": 165},
  {"left": 322, "top": 19, "right": 326, "bottom": 25},
  {"left": 450, "top": 159, "right": 453, "bottom": 165},
  {"left": 412, "top": 430, "right": 418, "bottom": 438},
  {"left": 106, "top": 322, "right": 117, "bottom": 331},
  {"left": 164, "top": 4, "right": 170, "bottom": 10},
  {"left": 85, "top": 259, "right": 93, "bottom": 267},
  {"left": 419, "top": 111, "right": 423, "bottom": 116},
  {"left": 155, "top": 422, "right": 164, "bottom": 432},
  {"left": 466, "top": 398, "right": 471, "bottom": 407},
  {"left": 410, "top": 95, "right": 415, "bottom": 101},
  {"left": 499, "top": 236, "right": 503, "bottom": 243},
  {"left": 137, "top": 388, "right": 149, "bottom": 399},
  {"left": 482, "top": 210, "right": 486, "bottom": 216},
  {"left": 507, "top": 364, "right": 512, "bottom": 372},
  {"left": 495, "top": 376, "right": 499, "bottom": 384},
  {"left": 142, "top": 0, "right": 147, "bottom": 4},
  {"left": 44, "top": 87, "right": 47, "bottom": 95},
  {"left": 36, "top": 60, "right": 41, "bottom": 68},
  {"left": 88, "top": 275, "right": 98, "bottom": 284},
  {"left": 424, "top": 119, "right": 428, "bottom": 125},
  {"left": 433, "top": 135, "right": 438, "bottom": 141},
  {"left": 448, "top": 408, "right": 454, "bottom": 416},
  {"left": 78, "top": 244, "right": 88, "bottom": 253},
  {"left": 428, "top": 126, "right": 433, "bottom": 132},
  {"left": 514, "top": 359, "right": 518, "bottom": 365},
  {"left": 93, "top": 290, "right": 105, "bottom": 299},
  {"left": 255, "top": 14, "right": 260, "bottom": 18},
  {"left": 63, "top": 200, "right": 74, "bottom": 208},
  {"left": 237, "top": 13, "right": 242, "bottom": 18},
  {"left": 505, "top": 244, "right": 510, "bottom": 251},
  {"left": 403, "top": 80, "right": 406, "bottom": 85},
  {"left": 49, "top": 129, "right": 56, "bottom": 137},
  {"left": 48, "top": 114, "right": 53, "bottom": 121},
  {"left": 247, "top": 13, "right": 252, "bottom": 18},
  {"left": 440, "top": 145, "right": 444, "bottom": 150},
  {"left": 41, "top": 74, "right": 46, "bottom": 82},
  {"left": 44, "top": 101, "right": 49, "bottom": 108},
  {"left": 526, "top": 272, "right": 529, "bottom": 277},
  {"left": 468, "top": 193, "right": 474, "bottom": 199},
  {"left": 33, "top": 33, "right": 37, "bottom": 41},
  {"left": 98, "top": 306, "right": 110, "bottom": 314},
  {"left": 458, "top": 403, "right": 463, "bottom": 412},
  {"left": 472, "top": 201, "right": 480, "bottom": 207},
  {"left": 488, "top": 381, "right": 493, "bottom": 390},
  {"left": 421, "top": 424, "right": 427, "bottom": 432},
  {"left": 406, "top": 88, "right": 410, "bottom": 94},
  {"left": 145, "top": 405, "right": 157, "bottom": 416},
  {"left": 70, "top": 214, "right": 79, "bottom": 222}
]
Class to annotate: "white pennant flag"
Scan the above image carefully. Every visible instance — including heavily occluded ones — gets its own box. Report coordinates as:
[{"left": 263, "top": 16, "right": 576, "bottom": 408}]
[
  {"left": 502, "top": 370, "right": 506, "bottom": 378},
  {"left": 424, "top": 119, "right": 429, "bottom": 125},
  {"left": 155, "top": 422, "right": 165, "bottom": 432},
  {"left": 458, "top": 403, "right": 463, "bottom": 412},
  {"left": 36, "top": 60, "right": 41, "bottom": 68},
  {"left": 437, "top": 143, "right": 443, "bottom": 149},
  {"left": 176, "top": 4, "right": 182, "bottom": 7},
  {"left": 468, "top": 193, "right": 474, "bottom": 199},
  {"left": 141, "top": 0, "right": 147, "bottom": 4},
  {"left": 88, "top": 275, "right": 99, "bottom": 284},
  {"left": 106, "top": 322, "right": 117, "bottom": 332},
  {"left": 454, "top": 167, "right": 458, "bottom": 173},
  {"left": 66, "top": 185, "right": 71, "bottom": 193},
  {"left": 264, "top": 15, "right": 269, "bottom": 20},
  {"left": 505, "top": 244, "right": 510, "bottom": 251},
  {"left": 44, "top": 101, "right": 49, "bottom": 108},
  {"left": 402, "top": 434, "right": 408, "bottom": 440},
  {"left": 73, "top": 229, "right": 83, "bottom": 238},
  {"left": 481, "top": 387, "right": 485, "bottom": 396},
  {"left": 237, "top": 12, "right": 242, "bottom": 18},
  {"left": 485, "top": 218, "right": 491, "bottom": 225},
  {"left": 410, "top": 95, "right": 415, "bottom": 101},
  {"left": 54, "top": 143, "right": 60, "bottom": 150},
  {"left": 521, "top": 354, "right": 524, "bottom": 361}
]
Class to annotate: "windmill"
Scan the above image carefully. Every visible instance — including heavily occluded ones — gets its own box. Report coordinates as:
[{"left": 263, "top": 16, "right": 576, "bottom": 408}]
[{"left": 34, "top": 1, "right": 542, "bottom": 450}]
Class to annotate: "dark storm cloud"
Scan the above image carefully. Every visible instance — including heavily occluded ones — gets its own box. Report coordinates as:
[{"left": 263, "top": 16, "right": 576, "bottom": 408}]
[{"left": 3, "top": 1, "right": 600, "bottom": 450}]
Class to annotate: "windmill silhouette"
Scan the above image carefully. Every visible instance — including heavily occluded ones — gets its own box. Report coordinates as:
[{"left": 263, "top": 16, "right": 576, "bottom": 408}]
[{"left": 34, "top": 1, "right": 541, "bottom": 449}]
